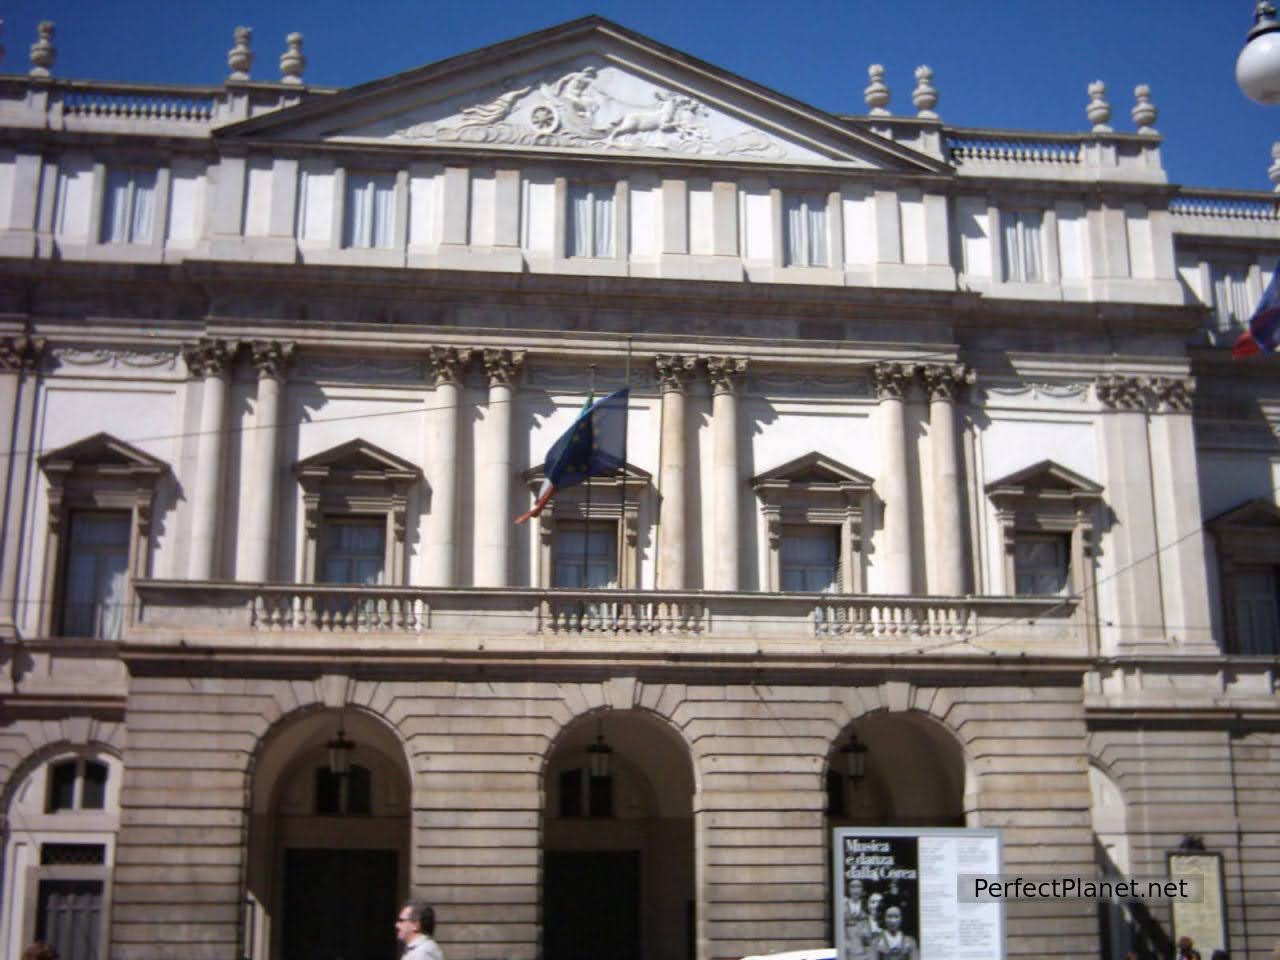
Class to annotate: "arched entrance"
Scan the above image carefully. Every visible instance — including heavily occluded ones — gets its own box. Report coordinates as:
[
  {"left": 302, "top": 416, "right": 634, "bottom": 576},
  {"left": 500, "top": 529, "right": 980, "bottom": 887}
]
[
  {"left": 542, "top": 709, "right": 694, "bottom": 960},
  {"left": 246, "top": 707, "right": 410, "bottom": 960},
  {"left": 827, "top": 711, "right": 965, "bottom": 828}
]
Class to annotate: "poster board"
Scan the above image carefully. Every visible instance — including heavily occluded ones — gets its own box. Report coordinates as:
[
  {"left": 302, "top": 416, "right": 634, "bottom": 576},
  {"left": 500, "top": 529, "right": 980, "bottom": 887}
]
[
  {"left": 1168, "top": 851, "right": 1227, "bottom": 957},
  {"left": 833, "top": 827, "right": 1004, "bottom": 960}
]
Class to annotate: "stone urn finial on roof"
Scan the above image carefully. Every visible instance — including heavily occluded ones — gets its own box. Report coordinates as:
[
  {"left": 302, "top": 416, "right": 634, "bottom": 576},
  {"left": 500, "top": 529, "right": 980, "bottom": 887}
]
[
  {"left": 29, "top": 20, "right": 55, "bottom": 78},
  {"left": 227, "top": 26, "right": 253, "bottom": 81},
  {"left": 864, "top": 64, "right": 890, "bottom": 115},
  {"left": 280, "top": 32, "right": 306, "bottom": 84},
  {"left": 1086, "top": 80, "right": 1112, "bottom": 133},
  {"left": 912, "top": 65, "right": 938, "bottom": 119},
  {"left": 1131, "top": 84, "right": 1158, "bottom": 135}
]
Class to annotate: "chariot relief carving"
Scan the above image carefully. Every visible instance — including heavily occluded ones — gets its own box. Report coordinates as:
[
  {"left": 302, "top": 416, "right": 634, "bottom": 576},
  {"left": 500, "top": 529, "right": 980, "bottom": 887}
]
[{"left": 389, "top": 64, "right": 787, "bottom": 160}]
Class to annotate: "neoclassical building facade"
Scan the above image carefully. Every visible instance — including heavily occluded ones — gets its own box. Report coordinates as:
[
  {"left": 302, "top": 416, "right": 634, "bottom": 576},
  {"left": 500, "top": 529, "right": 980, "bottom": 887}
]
[{"left": 0, "top": 15, "right": 1278, "bottom": 960}]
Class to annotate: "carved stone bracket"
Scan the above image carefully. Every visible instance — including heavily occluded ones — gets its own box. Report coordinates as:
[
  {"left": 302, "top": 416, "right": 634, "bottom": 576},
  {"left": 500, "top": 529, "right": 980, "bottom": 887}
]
[
  {"left": 483, "top": 348, "right": 525, "bottom": 388},
  {"left": 655, "top": 354, "right": 698, "bottom": 394},
  {"left": 251, "top": 340, "right": 296, "bottom": 379},
  {"left": 704, "top": 356, "right": 748, "bottom": 395},
  {"left": 872, "top": 362, "right": 917, "bottom": 400},
  {"left": 183, "top": 338, "right": 235, "bottom": 379},
  {"left": 0, "top": 336, "right": 47, "bottom": 374},
  {"left": 426, "top": 346, "right": 475, "bottom": 387},
  {"left": 921, "top": 363, "right": 976, "bottom": 403},
  {"left": 1096, "top": 374, "right": 1195, "bottom": 412}
]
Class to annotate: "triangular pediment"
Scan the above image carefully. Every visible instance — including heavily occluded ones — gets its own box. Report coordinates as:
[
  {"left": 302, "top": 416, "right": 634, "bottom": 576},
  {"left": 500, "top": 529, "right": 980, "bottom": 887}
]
[
  {"left": 39, "top": 432, "right": 167, "bottom": 476},
  {"left": 523, "top": 460, "right": 651, "bottom": 486},
  {"left": 218, "top": 17, "right": 946, "bottom": 174},
  {"left": 294, "top": 439, "right": 421, "bottom": 480},
  {"left": 985, "top": 460, "right": 1103, "bottom": 499},
  {"left": 1207, "top": 497, "right": 1280, "bottom": 532},
  {"left": 753, "top": 452, "right": 873, "bottom": 488}
]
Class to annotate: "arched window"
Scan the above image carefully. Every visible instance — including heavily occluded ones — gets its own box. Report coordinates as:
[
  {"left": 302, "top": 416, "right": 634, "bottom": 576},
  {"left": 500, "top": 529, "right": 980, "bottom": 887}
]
[{"left": 45, "top": 758, "right": 109, "bottom": 813}]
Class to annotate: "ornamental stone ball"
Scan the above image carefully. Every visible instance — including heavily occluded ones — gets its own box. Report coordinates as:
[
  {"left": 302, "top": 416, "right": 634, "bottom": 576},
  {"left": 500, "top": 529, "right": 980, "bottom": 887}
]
[
  {"left": 864, "top": 64, "right": 890, "bottom": 115},
  {"left": 29, "top": 20, "right": 55, "bottom": 77},
  {"left": 912, "top": 65, "right": 938, "bottom": 119},
  {"left": 228, "top": 26, "right": 253, "bottom": 81},
  {"left": 280, "top": 32, "right": 306, "bottom": 84},
  {"left": 1131, "top": 84, "right": 1158, "bottom": 135},
  {"left": 1086, "top": 80, "right": 1112, "bottom": 132}
]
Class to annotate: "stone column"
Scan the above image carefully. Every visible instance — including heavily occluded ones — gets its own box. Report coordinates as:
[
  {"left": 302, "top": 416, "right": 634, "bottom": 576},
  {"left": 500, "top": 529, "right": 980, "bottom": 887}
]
[
  {"left": 184, "top": 339, "right": 234, "bottom": 581},
  {"left": 705, "top": 357, "right": 747, "bottom": 591},
  {"left": 1096, "top": 376, "right": 1165, "bottom": 652},
  {"left": 477, "top": 349, "right": 523, "bottom": 587},
  {"left": 922, "top": 363, "right": 974, "bottom": 596},
  {"left": 0, "top": 336, "right": 46, "bottom": 635},
  {"left": 1145, "top": 377, "right": 1215, "bottom": 650},
  {"left": 425, "top": 347, "right": 472, "bottom": 587},
  {"left": 873, "top": 362, "right": 917, "bottom": 594},
  {"left": 656, "top": 355, "right": 696, "bottom": 590},
  {"left": 242, "top": 341, "right": 293, "bottom": 582}
]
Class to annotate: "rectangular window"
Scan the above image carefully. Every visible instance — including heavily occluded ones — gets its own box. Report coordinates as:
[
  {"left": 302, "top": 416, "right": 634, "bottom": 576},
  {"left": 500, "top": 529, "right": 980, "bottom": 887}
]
[
  {"left": 784, "top": 193, "right": 829, "bottom": 266},
  {"left": 780, "top": 525, "right": 840, "bottom": 592},
  {"left": 37, "top": 879, "right": 103, "bottom": 960},
  {"left": 567, "top": 183, "right": 615, "bottom": 257},
  {"left": 1014, "top": 534, "right": 1070, "bottom": 595},
  {"left": 62, "top": 512, "right": 130, "bottom": 639},
  {"left": 1001, "top": 210, "right": 1045, "bottom": 282},
  {"left": 553, "top": 522, "right": 617, "bottom": 589},
  {"left": 321, "top": 519, "right": 385, "bottom": 585},
  {"left": 314, "top": 765, "right": 372, "bottom": 816},
  {"left": 1211, "top": 264, "right": 1253, "bottom": 332},
  {"left": 1232, "top": 566, "right": 1280, "bottom": 655},
  {"left": 343, "top": 172, "right": 396, "bottom": 248},
  {"left": 100, "top": 168, "right": 157, "bottom": 244}
]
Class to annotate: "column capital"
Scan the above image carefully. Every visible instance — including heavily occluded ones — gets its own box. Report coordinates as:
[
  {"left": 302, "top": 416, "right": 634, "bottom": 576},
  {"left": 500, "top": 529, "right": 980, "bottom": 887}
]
[
  {"left": 655, "top": 354, "right": 697, "bottom": 394},
  {"left": 183, "top": 338, "right": 235, "bottom": 378},
  {"left": 1147, "top": 376, "right": 1195, "bottom": 413},
  {"left": 250, "top": 340, "right": 295, "bottom": 379},
  {"left": 1096, "top": 374, "right": 1194, "bottom": 412},
  {"left": 426, "top": 346, "right": 474, "bottom": 387},
  {"left": 0, "top": 336, "right": 47, "bottom": 374},
  {"left": 921, "top": 362, "right": 975, "bottom": 403},
  {"left": 704, "top": 356, "right": 748, "bottom": 395},
  {"left": 482, "top": 348, "right": 525, "bottom": 388},
  {"left": 872, "top": 361, "right": 917, "bottom": 400}
]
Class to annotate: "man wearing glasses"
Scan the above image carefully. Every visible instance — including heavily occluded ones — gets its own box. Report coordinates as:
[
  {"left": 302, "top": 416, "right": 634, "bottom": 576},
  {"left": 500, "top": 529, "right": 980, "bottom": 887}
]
[{"left": 396, "top": 899, "right": 444, "bottom": 960}]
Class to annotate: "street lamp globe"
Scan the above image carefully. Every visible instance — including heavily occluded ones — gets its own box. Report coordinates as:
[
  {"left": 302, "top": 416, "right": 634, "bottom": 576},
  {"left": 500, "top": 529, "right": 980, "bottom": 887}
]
[{"left": 1238, "top": 1, "right": 1280, "bottom": 104}]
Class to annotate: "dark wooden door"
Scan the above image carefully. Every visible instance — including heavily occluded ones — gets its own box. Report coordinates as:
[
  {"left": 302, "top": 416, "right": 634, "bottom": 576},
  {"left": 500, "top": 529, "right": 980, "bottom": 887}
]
[
  {"left": 544, "top": 850, "right": 641, "bottom": 960},
  {"left": 283, "top": 848, "right": 397, "bottom": 960}
]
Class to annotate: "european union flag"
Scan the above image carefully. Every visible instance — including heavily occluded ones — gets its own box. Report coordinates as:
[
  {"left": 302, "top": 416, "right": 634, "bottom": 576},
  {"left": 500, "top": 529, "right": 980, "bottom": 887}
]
[{"left": 515, "top": 388, "right": 629, "bottom": 523}]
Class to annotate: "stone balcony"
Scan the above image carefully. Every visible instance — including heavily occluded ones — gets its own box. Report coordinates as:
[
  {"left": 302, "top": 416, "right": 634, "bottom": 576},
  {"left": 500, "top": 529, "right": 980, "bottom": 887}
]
[{"left": 127, "top": 579, "right": 1086, "bottom": 658}]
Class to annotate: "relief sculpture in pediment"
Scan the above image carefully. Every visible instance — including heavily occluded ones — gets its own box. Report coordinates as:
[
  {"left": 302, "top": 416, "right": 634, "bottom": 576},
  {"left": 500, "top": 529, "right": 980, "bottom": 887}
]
[{"left": 389, "top": 65, "right": 786, "bottom": 159}]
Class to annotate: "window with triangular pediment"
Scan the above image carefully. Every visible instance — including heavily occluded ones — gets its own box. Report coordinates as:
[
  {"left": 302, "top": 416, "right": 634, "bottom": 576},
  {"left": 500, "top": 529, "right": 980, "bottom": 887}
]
[
  {"left": 37, "top": 432, "right": 169, "bottom": 639},
  {"left": 752, "top": 452, "right": 873, "bottom": 593},
  {"left": 293, "top": 440, "right": 423, "bottom": 586},
  {"left": 1207, "top": 499, "right": 1280, "bottom": 655}
]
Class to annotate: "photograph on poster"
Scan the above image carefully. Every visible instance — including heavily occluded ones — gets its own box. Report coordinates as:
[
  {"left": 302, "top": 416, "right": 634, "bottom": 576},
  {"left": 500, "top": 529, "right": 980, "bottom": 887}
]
[{"left": 833, "top": 827, "right": 1004, "bottom": 960}]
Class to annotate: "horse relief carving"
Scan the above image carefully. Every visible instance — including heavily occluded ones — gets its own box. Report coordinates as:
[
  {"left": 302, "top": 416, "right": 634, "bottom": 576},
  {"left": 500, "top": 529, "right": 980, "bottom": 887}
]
[{"left": 390, "top": 65, "right": 786, "bottom": 160}]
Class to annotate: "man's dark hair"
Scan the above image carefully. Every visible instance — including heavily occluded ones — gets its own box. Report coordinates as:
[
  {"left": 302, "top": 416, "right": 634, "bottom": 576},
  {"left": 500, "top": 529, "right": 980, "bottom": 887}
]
[{"left": 402, "top": 899, "right": 436, "bottom": 936}]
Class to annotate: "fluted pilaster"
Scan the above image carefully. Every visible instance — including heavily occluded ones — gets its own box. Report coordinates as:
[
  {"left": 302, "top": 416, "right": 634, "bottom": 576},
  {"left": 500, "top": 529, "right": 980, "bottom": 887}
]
[
  {"left": 873, "top": 362, "right": 916, "bottom": 594},
  {"left": 424, "top": 347, "right": 474, "bottom": 586},
  {"left": 656, "top": 354, "right": 697, "bottom": 589},
  {"left": 922, "top": 363, "right": 974, "bottom": 595}
]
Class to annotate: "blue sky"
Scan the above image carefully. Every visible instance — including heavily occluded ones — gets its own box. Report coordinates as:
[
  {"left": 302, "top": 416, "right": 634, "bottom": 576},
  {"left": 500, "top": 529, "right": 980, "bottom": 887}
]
[{"left": 4, "top": 1, "right": 1276, "bottom": 191}]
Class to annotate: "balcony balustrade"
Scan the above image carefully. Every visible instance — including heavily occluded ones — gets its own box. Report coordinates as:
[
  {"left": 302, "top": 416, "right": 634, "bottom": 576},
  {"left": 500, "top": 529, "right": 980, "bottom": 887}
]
[{"left": 128, "top": 579, "right": 1083, "bottom": 654}]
